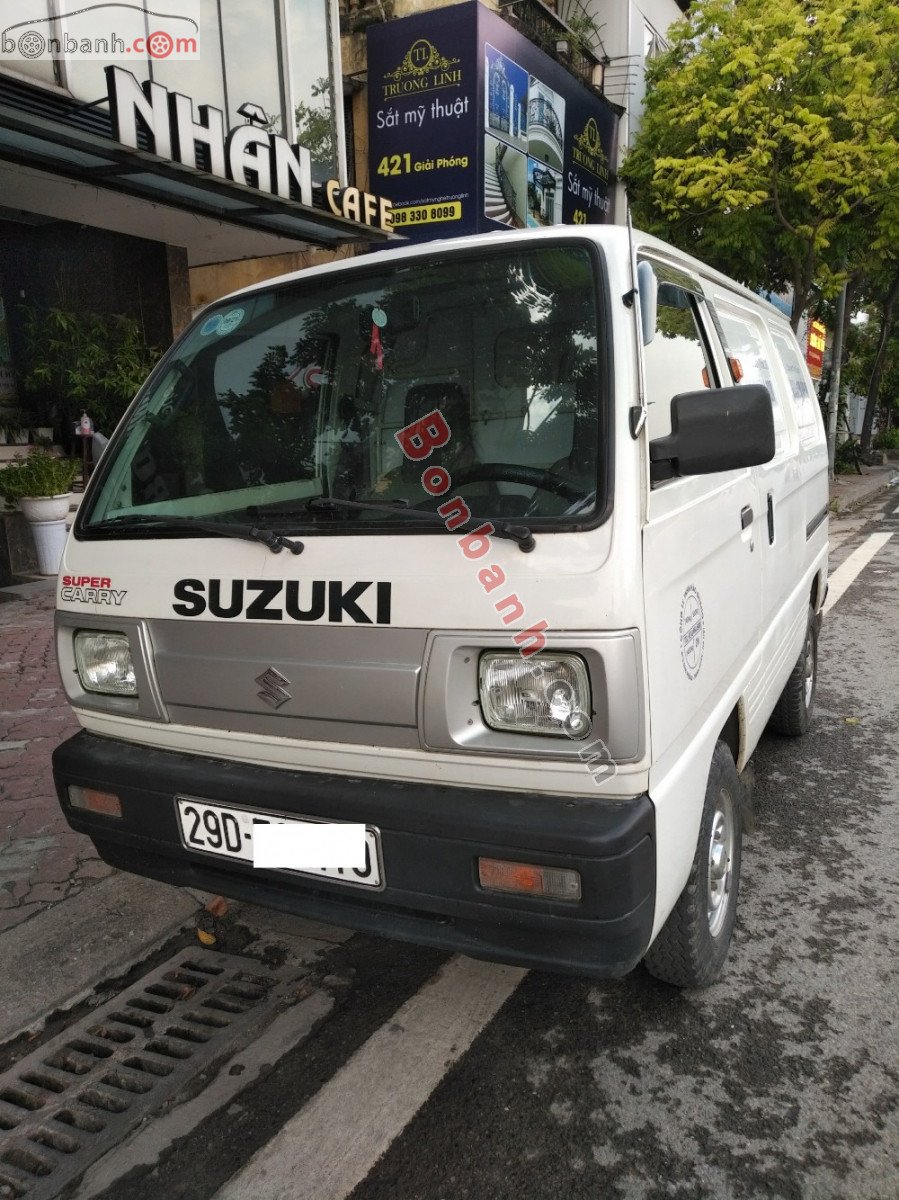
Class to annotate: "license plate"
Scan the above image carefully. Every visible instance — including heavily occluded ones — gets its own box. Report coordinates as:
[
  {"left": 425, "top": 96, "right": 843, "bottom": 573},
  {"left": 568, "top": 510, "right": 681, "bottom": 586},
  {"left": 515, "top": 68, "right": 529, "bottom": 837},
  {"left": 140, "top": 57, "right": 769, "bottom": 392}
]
[{"left": 175, "top": 798, "right": 383, "bottom": 888}]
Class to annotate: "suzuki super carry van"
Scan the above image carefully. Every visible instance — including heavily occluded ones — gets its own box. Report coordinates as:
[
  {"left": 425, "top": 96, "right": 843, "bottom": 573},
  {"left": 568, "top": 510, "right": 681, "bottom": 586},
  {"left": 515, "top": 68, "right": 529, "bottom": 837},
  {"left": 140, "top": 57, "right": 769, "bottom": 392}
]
[{"left": 52, "top": 226, "right": 829, "bottom": 987}]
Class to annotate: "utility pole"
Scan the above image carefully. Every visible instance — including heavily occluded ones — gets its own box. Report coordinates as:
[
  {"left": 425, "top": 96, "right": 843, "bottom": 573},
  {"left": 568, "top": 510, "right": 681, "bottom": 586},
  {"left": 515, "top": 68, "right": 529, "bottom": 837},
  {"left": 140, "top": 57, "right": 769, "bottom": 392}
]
[{"left": 826, "top": 283, "right": 848, "bottom": 480}]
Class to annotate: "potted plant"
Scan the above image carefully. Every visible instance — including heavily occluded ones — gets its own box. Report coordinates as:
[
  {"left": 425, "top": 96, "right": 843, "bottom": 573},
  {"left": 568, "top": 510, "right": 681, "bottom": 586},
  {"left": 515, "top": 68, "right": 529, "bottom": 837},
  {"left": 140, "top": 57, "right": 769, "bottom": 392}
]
[{"left": 0, "top": 449, "right": 80, "bottom": 574}]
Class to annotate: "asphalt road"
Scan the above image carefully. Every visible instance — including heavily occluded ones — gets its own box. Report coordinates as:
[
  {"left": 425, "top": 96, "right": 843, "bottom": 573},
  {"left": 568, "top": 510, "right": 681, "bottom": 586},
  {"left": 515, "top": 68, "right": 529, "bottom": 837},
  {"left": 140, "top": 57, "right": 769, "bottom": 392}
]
[{"left": 61, "top": 491, "right": 899, "bottom": 1200}]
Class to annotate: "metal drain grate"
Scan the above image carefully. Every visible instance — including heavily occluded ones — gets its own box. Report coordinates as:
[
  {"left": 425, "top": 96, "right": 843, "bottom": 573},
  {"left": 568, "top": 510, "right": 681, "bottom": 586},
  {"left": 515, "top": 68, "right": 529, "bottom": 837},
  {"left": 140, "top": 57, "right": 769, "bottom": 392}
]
[{"left": 0, "top": 951, "right": 296, "bottom": 1199}]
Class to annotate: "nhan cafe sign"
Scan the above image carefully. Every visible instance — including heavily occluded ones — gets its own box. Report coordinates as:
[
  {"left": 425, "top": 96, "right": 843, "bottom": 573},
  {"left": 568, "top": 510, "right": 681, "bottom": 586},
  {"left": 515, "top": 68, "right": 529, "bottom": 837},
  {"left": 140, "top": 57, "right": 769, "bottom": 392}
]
[
  {"left": 367, "top": 0, "right": 619, "bottom": 242},
  {"left": 106, "top": 67, "right": 393, "bottom": 232}
]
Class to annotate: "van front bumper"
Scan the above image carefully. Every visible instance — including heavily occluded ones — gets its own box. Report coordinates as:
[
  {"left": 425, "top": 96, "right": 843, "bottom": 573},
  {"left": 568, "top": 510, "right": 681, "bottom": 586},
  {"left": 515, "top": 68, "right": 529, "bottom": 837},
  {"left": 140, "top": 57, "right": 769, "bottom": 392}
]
[{"left": 53, "top": 731, "right": 656, "bottom": 978}]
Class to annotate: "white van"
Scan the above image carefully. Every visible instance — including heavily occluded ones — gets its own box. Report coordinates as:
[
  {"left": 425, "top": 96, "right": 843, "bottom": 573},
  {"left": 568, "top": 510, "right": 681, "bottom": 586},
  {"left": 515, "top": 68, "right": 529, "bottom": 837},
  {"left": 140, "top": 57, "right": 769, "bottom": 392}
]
[{"left": 52, "top": 227, "right": 828, "bottom": 987}]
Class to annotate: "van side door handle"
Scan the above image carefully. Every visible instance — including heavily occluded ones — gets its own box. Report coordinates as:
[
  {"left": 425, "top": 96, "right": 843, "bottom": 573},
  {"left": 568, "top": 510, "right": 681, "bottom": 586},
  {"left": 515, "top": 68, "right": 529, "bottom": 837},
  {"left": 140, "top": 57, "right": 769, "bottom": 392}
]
[{"left": 740, "top": 505, "right": 753, "bottom": 530}]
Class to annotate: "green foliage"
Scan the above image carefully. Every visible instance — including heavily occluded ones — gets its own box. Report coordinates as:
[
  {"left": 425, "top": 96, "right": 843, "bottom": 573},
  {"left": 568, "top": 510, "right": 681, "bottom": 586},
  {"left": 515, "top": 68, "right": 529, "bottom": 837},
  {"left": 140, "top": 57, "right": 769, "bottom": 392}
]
[
  {"left": 0, "top": 449, "right": 79, "bottom": 505},
  {"left": 294, "top": 77, "right": 336, "bottom": 174},
  {"left": 873, "top": 426, "right": 899, "bottom": 450},
  {"left": 621, "top": 0, "right": 899, "bottom": 327},
  {"left": 19, "top": 305, "right": 161, "bottom": 436}
]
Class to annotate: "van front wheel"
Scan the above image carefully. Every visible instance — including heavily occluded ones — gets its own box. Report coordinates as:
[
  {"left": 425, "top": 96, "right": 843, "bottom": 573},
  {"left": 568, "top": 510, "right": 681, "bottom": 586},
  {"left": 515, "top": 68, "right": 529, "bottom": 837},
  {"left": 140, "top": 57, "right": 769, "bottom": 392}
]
[
  {"left": 769, "top": 606, "right": 818, "bottom": 736},
  {"left": 643, "top": 742, "right": 742, "bottom": 989}
]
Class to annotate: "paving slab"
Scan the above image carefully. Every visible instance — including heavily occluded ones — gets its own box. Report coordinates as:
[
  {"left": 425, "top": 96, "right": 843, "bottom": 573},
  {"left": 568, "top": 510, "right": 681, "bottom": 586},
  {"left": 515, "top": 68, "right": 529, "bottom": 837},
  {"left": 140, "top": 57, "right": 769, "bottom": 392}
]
[{"left": 0, "top": 871, "right": 199, "bottom": 1045}]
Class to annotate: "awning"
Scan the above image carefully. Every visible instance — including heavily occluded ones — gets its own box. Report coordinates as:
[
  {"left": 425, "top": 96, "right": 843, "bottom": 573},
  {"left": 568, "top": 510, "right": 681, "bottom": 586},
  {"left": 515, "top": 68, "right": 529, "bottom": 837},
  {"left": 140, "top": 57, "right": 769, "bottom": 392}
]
[{"left": 0, "top": 75, "right": 388, "bottom": 265}]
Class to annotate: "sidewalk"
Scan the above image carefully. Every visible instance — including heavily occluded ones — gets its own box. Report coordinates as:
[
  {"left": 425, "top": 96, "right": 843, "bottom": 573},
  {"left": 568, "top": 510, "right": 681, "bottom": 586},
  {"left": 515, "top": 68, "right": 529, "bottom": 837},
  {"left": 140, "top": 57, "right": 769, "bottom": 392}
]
[
  {"left": 828, "top": 460, "right": 898, "bottom": 514},
  {"left": 0, "top": 578, "right": 199, "bottom": 1042},
  {"left": 0, "top": 462, "right": 895, "bottom": 1039}
]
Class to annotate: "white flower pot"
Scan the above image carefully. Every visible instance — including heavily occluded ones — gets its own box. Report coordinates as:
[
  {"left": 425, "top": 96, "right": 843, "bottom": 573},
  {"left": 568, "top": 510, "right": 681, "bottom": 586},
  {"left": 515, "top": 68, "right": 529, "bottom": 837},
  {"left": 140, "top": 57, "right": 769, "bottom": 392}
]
[
  {"left": 29, "top": 518, "right": 68, "bottom": 574},
  {"left": 20, "top": 493, "right": 72, "bottom": 574},
  {"left": 20, "top": 493, "right": 72, "bottom": 523}
]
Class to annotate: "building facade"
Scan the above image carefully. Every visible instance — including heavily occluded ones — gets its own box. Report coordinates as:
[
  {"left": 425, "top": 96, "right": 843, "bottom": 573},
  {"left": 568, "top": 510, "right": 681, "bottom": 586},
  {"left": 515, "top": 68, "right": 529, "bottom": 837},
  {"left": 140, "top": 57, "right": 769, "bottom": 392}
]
[{"left": 0, "top": 0, "right": 388, "bottom": 437}]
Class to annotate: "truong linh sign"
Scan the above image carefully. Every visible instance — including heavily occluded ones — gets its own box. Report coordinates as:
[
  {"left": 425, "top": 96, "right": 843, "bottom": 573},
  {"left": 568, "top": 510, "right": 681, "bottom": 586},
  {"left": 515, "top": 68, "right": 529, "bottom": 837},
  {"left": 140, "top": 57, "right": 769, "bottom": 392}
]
[{"left": 367, "top": 0, "right": 619, "bottom": 242}]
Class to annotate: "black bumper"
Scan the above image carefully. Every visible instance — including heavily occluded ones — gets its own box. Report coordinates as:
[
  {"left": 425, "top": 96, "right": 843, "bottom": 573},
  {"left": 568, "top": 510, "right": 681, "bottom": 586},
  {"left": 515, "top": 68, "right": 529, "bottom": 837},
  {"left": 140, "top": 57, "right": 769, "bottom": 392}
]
[{"left": 53, "top": 731, "right": 656, "bottom": 978}]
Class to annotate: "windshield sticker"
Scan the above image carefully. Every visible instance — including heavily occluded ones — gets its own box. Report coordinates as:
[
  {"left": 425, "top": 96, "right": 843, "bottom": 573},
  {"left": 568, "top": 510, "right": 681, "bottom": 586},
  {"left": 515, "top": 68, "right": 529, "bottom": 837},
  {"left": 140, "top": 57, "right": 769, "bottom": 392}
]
[
  {"left": 60, "top": 575, "right": 127, "bottom": 606},
  {"left": 199, "top": 308, "right": 245, "bottom": 337},
  {"left": 679, "top": 584, "right": 704, "bottom": 680},
  {"left": 218, "top": 308, "right": 245, "bottom": 334},
  {"left": 200, "top": 314, "right": 222, "bottom": 336},
  {"left": 371, "top": 306, "right": 388, "bottom": 328}
]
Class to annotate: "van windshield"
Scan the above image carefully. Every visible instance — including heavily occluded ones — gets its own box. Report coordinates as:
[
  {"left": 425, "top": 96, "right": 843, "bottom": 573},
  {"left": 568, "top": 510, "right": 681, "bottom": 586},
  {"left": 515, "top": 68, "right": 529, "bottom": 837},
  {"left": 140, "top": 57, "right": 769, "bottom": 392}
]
[{"left": 81, "top": 243, "right": 604, "bottom": 535}]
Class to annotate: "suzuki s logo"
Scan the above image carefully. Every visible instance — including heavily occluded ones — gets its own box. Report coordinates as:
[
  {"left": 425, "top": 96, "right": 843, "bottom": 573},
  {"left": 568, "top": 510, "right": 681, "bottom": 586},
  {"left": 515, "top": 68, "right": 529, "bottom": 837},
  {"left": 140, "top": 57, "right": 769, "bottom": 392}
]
[{"left": 256, "top": 667, "right": 292, "bottom": 710}]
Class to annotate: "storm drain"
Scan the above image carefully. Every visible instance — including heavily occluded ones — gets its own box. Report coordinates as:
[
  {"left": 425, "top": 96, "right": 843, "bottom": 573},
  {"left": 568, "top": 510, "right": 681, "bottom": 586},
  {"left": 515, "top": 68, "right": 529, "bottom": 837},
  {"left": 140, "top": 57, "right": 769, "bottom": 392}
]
[{"left": 0, "top": 950, "right": 296, "bottom": 1199}]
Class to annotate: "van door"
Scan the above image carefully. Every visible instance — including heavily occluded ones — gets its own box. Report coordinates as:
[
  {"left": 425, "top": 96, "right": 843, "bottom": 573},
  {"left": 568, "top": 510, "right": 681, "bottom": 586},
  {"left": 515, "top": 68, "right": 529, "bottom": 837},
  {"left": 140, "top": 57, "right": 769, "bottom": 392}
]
[
  {"left": 711, "top": 299, "right": 805, "bottom": 734},
  {"left": 640, "top": 264, "right": 761, "bottom": 784}
]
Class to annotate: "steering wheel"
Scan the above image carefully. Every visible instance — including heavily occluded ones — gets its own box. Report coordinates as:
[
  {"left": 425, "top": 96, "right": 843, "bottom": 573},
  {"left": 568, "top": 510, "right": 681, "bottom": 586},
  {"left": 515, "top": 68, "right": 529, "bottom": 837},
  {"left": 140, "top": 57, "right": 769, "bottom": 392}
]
[{"left": 446, "top": 462, "right": 583, "bottom": 502}]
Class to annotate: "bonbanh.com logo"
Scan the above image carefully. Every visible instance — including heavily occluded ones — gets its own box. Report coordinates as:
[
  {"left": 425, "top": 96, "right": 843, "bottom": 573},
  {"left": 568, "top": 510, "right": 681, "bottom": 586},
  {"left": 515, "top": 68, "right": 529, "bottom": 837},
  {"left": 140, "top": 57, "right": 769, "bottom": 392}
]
[{"left": 1, "top": 1, "right": 201, "bottom": 63}]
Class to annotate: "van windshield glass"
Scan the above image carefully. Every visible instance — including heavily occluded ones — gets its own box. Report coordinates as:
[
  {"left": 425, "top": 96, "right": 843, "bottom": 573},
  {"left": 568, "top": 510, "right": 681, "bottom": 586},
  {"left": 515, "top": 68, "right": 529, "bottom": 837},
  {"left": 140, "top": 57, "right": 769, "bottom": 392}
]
[{"left": 82, "top": 244, "right": 603, "bottom": 533}]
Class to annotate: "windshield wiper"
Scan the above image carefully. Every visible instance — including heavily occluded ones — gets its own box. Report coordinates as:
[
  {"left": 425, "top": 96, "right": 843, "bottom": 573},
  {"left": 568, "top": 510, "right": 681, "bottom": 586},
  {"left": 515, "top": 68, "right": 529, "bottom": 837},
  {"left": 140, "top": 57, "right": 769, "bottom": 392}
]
[
  {"left": 86, "top": 514, "right": 304, "bottom": 555},
  {"left": 303, "top": 495, "right": 536, "bottom": 553}
]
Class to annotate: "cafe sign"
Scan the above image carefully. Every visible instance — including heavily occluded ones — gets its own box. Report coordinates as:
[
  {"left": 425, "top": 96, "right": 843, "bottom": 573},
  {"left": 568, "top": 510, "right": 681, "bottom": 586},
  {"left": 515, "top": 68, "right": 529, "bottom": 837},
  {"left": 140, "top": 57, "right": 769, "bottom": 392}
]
[{"left": 106, "top": 67, "right": 392, "bottom": 233}]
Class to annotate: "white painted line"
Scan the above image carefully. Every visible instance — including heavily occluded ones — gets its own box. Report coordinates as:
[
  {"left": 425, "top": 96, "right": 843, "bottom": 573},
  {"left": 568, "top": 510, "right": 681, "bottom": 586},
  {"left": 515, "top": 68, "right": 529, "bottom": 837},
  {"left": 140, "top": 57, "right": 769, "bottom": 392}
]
[
  {"left": 214, "top": 956, "right": 526, "bottom": 1200},
  {"left": 893, "top": 504, "right": 899, "bottom": 516},
  {"left": 824, "top": 532, "right": 893, "bottom": 615}
]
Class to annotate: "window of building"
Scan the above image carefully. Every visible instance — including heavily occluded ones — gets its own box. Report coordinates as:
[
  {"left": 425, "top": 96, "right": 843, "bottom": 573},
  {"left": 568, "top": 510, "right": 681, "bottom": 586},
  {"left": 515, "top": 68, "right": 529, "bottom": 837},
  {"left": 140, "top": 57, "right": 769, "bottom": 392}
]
[{"left": 150, "top": 0, "right": 225, "bottom": 117}]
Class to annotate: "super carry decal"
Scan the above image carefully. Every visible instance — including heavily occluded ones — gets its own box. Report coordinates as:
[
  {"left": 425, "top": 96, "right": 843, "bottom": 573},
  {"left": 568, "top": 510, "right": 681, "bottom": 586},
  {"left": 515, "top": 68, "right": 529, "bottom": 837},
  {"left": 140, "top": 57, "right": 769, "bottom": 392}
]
[
  {"left": 61, "top": 576, "right": 127, "bottom": 606},
  {"left": 173, "top": 579, "right": 392, "bottom": 624}
]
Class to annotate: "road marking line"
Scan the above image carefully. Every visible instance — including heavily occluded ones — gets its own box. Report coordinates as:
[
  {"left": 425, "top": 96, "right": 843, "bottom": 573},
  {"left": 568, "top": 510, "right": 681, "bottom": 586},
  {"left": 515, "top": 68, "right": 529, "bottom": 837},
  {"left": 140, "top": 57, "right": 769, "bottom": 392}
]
[
  {"left": 893, "top": 504, "right": 899, "bottom": 516},
  {"left": 214, "top": 956, "right": 526, "bottom": 1200},
  {"left": 824, "top": 532, "right": 893, "bottom": 615}
]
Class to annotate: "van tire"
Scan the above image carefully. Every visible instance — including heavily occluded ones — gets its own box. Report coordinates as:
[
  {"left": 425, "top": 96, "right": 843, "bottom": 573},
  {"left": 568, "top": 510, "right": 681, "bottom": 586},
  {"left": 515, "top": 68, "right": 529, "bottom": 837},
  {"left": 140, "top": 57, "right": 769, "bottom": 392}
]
[
  {"left": 643, "top": 742, "right": 742, "bottom": 989},
  {"left": 770, "top": 606, "right": 818, "bottom": 736}
]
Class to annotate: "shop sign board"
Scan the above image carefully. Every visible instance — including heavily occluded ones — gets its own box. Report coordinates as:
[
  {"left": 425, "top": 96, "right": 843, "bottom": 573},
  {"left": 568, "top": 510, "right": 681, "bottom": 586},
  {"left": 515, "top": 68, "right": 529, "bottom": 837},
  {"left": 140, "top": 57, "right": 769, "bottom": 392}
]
[
  {"left": 367, "top": 1, "right": 619, "bottom": 242},
  {"left": 806, "top": 318, "right": 826, "bottom": 378},
  {"left": 105, "top": 67, "right": 392, "bottom": 232}
]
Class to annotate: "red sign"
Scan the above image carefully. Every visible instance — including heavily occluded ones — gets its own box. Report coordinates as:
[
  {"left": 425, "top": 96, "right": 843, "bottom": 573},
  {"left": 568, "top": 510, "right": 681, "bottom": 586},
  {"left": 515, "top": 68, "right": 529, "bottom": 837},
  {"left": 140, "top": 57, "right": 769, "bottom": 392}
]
[{"left": 806, "top": 319, "right": 826, "bottom": 377}]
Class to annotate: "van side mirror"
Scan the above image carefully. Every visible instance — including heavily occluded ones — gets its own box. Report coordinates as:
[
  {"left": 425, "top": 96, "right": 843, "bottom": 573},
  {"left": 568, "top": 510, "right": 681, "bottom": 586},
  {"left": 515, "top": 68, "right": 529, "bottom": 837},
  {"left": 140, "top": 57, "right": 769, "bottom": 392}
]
[
  {"left": 636, "top": 261, "right": 657, "bottom": 346},
  {"left": 649, "top": 384, "right": 775, "bottom": 479}
]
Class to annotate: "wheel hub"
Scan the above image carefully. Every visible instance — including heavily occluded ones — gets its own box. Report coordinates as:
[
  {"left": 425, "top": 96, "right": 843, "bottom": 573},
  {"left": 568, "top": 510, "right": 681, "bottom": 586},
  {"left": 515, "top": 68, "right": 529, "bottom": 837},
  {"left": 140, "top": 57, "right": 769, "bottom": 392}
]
[{"left": 707, "top": 794, "right": 734, "bottom": 938}]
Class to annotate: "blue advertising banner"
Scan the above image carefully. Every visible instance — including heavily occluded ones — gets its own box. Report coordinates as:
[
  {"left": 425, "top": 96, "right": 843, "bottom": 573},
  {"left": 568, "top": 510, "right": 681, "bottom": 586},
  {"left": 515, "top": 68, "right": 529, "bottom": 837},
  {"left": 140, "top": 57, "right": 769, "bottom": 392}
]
[
  {"left": 367, "top": 1, "right": 618, "bottom": 243},
  {"left": 367, "top": 5, "right": 480, "bottom": 239}
]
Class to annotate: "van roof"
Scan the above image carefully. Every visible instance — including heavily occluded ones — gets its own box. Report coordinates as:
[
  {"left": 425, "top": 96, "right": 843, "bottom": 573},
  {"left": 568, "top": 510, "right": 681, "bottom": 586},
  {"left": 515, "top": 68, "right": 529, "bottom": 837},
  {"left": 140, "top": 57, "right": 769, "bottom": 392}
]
[{"left": 211, "top": 224, "right": 792, "bottom": 331}]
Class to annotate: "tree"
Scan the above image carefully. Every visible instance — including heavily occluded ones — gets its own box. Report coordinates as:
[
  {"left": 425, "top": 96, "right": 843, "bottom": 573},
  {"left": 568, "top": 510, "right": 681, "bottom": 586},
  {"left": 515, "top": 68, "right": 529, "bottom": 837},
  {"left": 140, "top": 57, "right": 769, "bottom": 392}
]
[
  {"left": 294, "top": 77, "right": 336, "bottom": 176},
  {"left": 621, "top": 0, "right": 899, "bottom": 330}
]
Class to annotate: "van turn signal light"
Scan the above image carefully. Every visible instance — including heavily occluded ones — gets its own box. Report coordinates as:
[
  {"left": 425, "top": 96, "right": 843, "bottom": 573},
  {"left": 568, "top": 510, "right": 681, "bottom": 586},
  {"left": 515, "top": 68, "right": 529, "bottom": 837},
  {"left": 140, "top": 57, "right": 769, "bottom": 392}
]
[
  {"left": 68, "top": 786, "right": 122, "bottom": 817},
  {"left": 478, "top": 857, "right": 581, "bottom": 901}
]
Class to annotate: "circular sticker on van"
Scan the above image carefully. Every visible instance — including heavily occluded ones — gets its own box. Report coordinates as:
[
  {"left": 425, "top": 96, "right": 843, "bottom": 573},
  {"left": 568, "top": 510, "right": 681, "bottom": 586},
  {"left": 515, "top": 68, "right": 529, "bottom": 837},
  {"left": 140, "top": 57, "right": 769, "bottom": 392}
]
[
  {"left": 218, "top": 308, "right": 245, "bottom": 334},
  {"left": 199, "top": 308, "right": 245, "bottom": 337},
  {"left": 680, "top": 585, "right": 705, "bottom": 680}
]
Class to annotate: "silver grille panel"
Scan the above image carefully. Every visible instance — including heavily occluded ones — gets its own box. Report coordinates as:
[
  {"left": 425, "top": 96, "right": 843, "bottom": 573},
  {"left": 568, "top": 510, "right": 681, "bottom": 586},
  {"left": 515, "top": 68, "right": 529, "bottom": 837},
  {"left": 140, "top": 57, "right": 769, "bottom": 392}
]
[{"left": 150, "top": 620, "right": 428, "bottom": 745}]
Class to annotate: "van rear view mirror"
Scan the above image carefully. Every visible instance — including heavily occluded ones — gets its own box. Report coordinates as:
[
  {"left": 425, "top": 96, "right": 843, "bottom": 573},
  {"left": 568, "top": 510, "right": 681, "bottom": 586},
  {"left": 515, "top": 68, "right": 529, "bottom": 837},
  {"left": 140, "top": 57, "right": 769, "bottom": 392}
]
[
  {"left": 649, "top": 384, "right": 776, "bottom": 479},
  {"left": 636, "top": 261, "right": 658, "bottom": 346}
]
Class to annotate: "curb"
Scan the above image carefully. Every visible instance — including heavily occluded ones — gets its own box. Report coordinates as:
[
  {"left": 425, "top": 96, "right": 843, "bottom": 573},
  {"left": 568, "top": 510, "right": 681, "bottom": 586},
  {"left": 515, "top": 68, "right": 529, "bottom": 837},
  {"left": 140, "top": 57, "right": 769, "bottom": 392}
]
[{"left": 829, "top": 470, "right": 899, "bottom": 516}]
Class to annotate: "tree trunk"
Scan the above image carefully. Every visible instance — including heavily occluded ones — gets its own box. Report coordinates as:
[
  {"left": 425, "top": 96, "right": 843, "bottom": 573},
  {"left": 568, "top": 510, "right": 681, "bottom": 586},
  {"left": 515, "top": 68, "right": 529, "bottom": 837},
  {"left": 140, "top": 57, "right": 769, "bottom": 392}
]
[{"left": 860, "top": 265, "right": 899, "bottom": 454}]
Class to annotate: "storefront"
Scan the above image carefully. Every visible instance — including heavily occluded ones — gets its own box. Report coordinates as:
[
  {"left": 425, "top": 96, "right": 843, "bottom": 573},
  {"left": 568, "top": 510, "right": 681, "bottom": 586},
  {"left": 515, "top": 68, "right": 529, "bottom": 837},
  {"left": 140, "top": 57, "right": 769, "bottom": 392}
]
[{"left": 0, "top": 0, "right": 390, "bottom": 437}]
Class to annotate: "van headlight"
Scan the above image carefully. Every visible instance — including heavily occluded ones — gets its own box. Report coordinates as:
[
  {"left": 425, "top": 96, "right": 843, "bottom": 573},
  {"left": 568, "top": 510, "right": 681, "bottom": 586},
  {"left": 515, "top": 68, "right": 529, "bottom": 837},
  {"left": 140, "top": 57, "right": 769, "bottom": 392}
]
[
  {"left": 478, "top": 652, "right": 591, "bottom": 738},
  {"left": 74, "top": 631, "right": 137, "bottom": 696}
]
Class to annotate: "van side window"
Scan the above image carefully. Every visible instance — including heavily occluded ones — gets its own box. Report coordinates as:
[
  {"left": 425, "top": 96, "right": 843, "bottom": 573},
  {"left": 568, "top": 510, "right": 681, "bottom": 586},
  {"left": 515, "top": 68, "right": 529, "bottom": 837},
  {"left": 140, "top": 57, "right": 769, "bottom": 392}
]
[
  {"left": 643, "top": 283, "right": 714, "bottom": 443},
  {"left": 771, "top": 330, "right": 822, "bottom": 444},
  {"left": 717, "top": 310, "right": 788, "bottom": 454}
]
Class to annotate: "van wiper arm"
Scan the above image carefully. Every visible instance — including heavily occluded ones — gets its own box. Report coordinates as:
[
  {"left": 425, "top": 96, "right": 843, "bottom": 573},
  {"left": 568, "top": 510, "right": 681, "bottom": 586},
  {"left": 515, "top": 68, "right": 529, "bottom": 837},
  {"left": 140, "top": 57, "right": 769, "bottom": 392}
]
[
  {"left": 304, "top": 495, "right": 536, "bottom": 553},
  {"left": 87, "top": 514, "right": 304, "bottom": 555}
]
